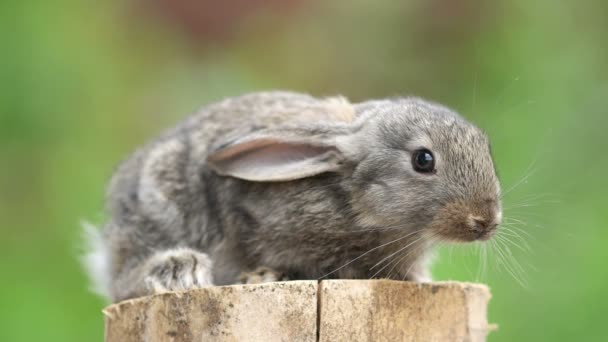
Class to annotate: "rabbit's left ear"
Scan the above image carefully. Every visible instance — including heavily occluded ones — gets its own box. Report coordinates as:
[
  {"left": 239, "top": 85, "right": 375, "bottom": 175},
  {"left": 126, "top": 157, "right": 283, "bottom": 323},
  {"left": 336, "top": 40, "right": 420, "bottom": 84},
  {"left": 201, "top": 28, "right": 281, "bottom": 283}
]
[{"left": 207, "top": 135, "right": 345, "bottom": 182}]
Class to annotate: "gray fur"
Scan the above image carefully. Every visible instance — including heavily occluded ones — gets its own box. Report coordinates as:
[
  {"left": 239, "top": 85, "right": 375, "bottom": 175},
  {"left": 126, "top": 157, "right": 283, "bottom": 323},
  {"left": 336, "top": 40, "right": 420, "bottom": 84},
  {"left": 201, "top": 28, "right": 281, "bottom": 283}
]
[{"left": 87, "top": 91, "right": 501, "bottom": 302}]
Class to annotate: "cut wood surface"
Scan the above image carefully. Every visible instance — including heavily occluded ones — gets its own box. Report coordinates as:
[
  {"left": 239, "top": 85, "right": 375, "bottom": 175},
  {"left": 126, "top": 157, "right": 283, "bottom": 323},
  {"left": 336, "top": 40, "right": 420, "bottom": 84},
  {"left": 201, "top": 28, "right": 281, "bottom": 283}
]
[{"left": 104, "top": 280, "right": 493, "bottom": 342}]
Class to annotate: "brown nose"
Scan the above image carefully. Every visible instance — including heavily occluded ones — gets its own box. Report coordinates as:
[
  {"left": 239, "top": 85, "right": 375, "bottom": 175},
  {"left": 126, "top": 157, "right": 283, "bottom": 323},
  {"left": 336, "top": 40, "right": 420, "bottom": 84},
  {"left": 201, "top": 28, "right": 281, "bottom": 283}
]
[
  {"left": 472, "top": 218, "right": 489, "bottom": 231},
  {"left": 469, "top": 198, "right": 501, "bottom": 232},
  {"left": 470, "top": 216, "right": 498, "bottom": 234}
]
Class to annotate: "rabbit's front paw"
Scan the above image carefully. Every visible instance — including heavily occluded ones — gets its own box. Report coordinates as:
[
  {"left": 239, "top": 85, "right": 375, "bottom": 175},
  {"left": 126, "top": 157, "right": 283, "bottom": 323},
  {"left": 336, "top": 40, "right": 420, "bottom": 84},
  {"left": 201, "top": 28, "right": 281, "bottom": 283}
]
[
  {"left": 143, "top": 248, "right": 214, "bottom": 294},
  {"left": 238, "top": 266, "right": 289, "bottom": 284}
]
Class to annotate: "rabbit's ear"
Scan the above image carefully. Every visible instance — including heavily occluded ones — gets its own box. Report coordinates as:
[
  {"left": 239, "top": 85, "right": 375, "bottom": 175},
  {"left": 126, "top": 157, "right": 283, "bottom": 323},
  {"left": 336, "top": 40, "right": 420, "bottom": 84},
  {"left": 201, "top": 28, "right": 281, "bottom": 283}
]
[{"left": 207, "top": 136, "right": 344, "bottom": 182}]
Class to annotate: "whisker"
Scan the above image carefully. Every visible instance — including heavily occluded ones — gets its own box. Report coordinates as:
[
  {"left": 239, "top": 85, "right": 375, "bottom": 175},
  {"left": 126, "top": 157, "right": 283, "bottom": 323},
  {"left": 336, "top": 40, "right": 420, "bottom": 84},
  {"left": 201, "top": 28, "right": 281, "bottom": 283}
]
[
  {"left": 498, "top": 228, "right": 531, "bottom": 252},
  {"left": 501, "top": 215, "right": 545, "bottom": 229},
  {"left": 500, "top": 158, "right": 538, "bottom": 199},
  {"left": 398, "top": 234, "right": 443, "bottom": 281},
  {"left": 369, "top": 234, "right": 424, "bottom": 270},
  {"left": 497, "top": 236, "right": 527, "bottom": 274},
  {"left": 505, "top": 192, "right": 560, "bottom": 204},
  {"left": 502, "top": 217, "right": 528, "bottom": 225},
  {"left": 371, "top": 233, "right": 436, "bottom": 280},
  {"left": 501, "top": 224, "right": 531, "bottom": 240},
  {"left": 503, "top": 201, "right": 559, "bottom": 210},
  {"left": 317, "top": 229, "right": 421, "bottom": 280},
  {"left": 492, "top": 239, "right": 523, "bottom": 286},
  {"left": 493, "top": 237, "right": 528, "bottom": 287},
  {"left": 507, "top": 225, "right": 537, "bottom": 240}
]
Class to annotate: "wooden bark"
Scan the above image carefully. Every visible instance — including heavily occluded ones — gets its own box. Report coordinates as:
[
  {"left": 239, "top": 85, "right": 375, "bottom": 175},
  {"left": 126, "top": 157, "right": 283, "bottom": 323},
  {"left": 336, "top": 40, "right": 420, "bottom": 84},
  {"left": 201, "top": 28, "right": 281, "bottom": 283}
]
[{"left": 104, "top": 280, "right": 493, "bottom": 342}]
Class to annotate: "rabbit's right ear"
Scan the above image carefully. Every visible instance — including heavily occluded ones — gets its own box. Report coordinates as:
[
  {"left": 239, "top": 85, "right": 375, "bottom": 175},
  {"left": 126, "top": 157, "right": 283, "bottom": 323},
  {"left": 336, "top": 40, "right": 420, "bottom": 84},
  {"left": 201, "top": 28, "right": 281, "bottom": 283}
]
[{"left": 207, "top": 134, "right": 346, "bottom": 182}]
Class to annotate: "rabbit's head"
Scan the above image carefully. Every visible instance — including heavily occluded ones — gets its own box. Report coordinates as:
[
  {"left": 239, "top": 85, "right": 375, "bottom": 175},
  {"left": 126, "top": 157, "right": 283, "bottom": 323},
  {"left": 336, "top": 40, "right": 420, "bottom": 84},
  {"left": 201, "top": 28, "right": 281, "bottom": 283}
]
[{"left": 207, "top": 96, "right": 501, "bottom": 243}]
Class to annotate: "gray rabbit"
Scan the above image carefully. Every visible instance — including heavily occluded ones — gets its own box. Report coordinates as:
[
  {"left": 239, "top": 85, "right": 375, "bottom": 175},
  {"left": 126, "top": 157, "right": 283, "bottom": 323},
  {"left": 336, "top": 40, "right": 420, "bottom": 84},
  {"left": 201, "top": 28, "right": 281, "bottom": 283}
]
[{"left": 84, "top": 91, "right": 502, "bottom": 302}]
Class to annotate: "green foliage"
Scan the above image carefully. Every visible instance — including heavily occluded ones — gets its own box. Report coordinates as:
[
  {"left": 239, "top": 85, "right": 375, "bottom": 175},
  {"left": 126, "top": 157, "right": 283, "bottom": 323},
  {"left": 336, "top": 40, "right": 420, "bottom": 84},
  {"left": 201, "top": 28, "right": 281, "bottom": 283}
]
[{"left": 1, "top": 0, "right": 606, "bottom": 340}]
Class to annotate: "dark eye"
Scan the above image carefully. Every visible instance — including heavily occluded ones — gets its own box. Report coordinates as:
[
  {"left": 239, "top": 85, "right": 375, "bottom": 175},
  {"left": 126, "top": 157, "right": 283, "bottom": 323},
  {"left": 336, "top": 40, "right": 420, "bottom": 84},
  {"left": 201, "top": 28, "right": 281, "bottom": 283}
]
[{"left": 412, "top": 149, "right": 435, "bottom": 173}]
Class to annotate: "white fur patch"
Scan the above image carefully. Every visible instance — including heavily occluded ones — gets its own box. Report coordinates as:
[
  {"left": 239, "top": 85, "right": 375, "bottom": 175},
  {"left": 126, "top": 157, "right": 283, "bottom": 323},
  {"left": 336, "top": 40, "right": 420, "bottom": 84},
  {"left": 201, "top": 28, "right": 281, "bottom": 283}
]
[
  {"left": 324, "top": 96, "right": 355, "bottom": 122},
  {"left": 495, "top": 209, "right": 503, "bottom": 225},
  {"left": 81, "top": 221, "right": 110, "bottom": 299}
]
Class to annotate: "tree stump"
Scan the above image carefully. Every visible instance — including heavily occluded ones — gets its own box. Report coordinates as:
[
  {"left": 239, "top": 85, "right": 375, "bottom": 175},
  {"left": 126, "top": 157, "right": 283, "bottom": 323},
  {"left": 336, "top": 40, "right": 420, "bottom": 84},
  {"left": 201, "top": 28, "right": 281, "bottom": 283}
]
[{"left": 103, "top": 280, "right": 493, "bottom": 342}]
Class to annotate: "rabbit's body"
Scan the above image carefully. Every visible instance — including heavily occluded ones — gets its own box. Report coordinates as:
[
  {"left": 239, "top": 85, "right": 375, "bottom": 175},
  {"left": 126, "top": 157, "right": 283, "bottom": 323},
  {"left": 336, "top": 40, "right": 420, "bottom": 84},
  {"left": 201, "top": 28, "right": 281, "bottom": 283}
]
[{"left": 87, "top": 91, "right": 501, "bottom": 302}]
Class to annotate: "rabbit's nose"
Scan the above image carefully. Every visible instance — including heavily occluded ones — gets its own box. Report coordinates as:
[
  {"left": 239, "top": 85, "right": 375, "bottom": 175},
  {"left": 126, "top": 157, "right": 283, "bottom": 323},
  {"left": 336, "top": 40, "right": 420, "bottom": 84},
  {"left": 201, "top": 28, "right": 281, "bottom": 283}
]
[
  {"left": 472, "top": 217, "right": 489, "bottom": 231},
  {"left": 468, "top": 215, "right": 498, "bottom": 239},
  {"left": 469, "top": 198, "right": 502, "bottom": 231}
]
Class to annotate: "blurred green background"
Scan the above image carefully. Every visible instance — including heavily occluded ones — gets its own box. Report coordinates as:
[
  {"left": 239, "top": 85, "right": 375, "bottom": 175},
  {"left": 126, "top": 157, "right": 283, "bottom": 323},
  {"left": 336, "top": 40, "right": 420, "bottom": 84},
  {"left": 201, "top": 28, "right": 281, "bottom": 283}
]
[{"left": 1, "top": 0, "right": 606, "bottom": 340}]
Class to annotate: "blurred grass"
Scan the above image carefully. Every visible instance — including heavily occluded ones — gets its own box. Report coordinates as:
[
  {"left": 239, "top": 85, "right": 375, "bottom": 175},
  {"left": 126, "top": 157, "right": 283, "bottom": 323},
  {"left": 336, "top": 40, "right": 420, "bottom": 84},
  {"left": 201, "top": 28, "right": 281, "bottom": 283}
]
[{"left": 0, "top": 0, "right": 606, "bottom": 340}]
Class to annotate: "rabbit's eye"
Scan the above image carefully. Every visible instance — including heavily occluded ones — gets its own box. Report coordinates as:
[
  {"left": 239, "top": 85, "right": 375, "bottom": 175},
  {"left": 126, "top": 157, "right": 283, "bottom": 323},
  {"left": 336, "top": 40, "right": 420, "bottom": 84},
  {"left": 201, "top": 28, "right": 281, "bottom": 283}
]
[{"left": 412, "top": 149, "right": 435, "bottom": 173}]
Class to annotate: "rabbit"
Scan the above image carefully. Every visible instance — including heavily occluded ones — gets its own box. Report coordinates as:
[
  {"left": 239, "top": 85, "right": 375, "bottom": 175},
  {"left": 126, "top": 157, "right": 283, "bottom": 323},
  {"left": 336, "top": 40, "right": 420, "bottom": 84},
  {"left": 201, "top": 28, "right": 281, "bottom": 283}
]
[{"left": 84, "top": 91, "right": 502, "bottom": 302}]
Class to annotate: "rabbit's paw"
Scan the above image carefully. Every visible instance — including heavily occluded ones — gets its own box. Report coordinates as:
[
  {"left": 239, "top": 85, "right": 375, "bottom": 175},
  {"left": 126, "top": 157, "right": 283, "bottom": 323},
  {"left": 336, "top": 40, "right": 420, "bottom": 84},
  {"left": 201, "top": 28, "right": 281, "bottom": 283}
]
[
  {"left": 238, "top": 266, "right": 289, "bottom": 284},
  {"left": 143, "top": 248, "right": 214, "bottom": 294}
]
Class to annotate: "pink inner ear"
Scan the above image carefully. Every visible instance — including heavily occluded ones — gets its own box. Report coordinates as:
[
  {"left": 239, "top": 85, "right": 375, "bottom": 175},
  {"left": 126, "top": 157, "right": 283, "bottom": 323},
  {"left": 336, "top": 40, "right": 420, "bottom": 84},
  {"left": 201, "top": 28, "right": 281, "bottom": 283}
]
[
  {"left": 208, "top": 138, "right": 339, "bottom": 181},
  {"left": 243, "top": 143, "right": 330, "bottom": 164},
  {"left": 210, "top": 139, "right": 331, "bottom": 164},
  {"left": 208, "top": 138, "right": 278, "bottom": 162}
]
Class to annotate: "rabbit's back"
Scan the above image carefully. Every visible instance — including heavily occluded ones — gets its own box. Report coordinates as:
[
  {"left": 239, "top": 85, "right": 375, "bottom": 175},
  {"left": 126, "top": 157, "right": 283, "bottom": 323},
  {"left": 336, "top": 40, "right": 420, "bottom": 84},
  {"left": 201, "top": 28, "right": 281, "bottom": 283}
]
[{"left": 103, "top": 91, "right": 357, "bottom": 259}]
